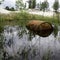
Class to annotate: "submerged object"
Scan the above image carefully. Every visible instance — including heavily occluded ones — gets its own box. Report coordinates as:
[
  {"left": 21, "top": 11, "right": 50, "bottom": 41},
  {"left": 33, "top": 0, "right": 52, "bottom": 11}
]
[{"left": 26, "top": 20, "right": 53, "bottom": 37}]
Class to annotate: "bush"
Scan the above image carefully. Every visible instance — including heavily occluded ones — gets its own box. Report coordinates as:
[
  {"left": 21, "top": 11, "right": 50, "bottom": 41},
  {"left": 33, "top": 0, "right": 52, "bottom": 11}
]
[
  {"left": 5, "top": 6, "right": 9, "bottom": 10},
  {"left": 5, "top": 6, "right": 15, "bottom": 11},
  {"left": 10, "top": 7, "right": 15, "bottom": 11}
]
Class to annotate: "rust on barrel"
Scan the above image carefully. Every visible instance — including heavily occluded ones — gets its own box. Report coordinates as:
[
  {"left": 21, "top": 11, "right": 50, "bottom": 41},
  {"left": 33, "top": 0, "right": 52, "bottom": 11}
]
[{"left": 26, "top": 20, "right": 53, "bottom": 37}]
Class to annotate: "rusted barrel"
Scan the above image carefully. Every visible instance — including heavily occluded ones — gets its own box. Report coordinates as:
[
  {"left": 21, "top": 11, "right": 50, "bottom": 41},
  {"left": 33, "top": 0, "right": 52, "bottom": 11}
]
[{"left": 26, "top": 20, "right": 53, "bottom": 37}]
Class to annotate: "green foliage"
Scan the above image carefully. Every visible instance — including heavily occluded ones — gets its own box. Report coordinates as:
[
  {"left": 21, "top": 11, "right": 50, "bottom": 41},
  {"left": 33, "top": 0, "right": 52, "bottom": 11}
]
[
  {"left": 0, "top": 26, "right": 4, "bottom": 33},
  {"left": 53, "top": 24, "right": 58, "bottom": 37},
  {"left": 5, "top": 6, "right": 15, "bottom": 11},
  {"left": 24, "top": 3, "right": 26, "bottom": 9},
  {"left": 42, "top": 50, "right": 52, "bottom": 60},
  {"left": 10, "top": 7, "right": 15, "bottom": 11},
  {"left": 0, "top": 2, "right": 1, "bottom": 4},
  {"left": 0, "top": 11, "right": 59, "bottom": 26},
  {"left": 32, "top": 0, "right": 36, "bottom": 8},
  {"left": 36, "top": 3, "right": 40, "bottom": 8},
  {"left": 5, "top": 6, "right": 9, "bottom": 10},
  {"left": 40, "top": 1, "right": 49, "bottom": 11},
  {"left": 29, "top": 0, "right": 31, "bottom": 8},
  {"left": 0, "top": 26, "right": 4, "bottom": 60},
  {"left": 53, "top": 0, "right": 59, "bottom": 13},
  {"left": 29, "top": 0, "right": 36, "bottom": 9},
  {"left": 0, "top": 0, "right": 4, "bottom": 4},
  {"left": 16, "top": 0, "right": 24, "bottom": 10},
  {"left": 53, "top": 0, "right": 59, "bottom": 24}
]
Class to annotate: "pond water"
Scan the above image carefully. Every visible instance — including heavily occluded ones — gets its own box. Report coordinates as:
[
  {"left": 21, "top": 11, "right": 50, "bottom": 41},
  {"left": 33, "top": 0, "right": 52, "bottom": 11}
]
[{"left": 0, "top": 25, "right": 60, "bottom": 60}]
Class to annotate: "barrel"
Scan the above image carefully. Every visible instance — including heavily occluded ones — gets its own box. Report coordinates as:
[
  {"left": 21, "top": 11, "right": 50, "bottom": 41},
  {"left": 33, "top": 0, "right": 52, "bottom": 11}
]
[{"left": 26, "top": 20, "right": 53, "bottom": 37}]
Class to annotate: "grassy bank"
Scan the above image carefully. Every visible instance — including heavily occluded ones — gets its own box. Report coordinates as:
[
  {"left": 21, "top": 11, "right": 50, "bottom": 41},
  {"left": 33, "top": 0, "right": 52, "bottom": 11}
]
[{"left": 0, "top": 11, "right": 59, "bottom": 27}]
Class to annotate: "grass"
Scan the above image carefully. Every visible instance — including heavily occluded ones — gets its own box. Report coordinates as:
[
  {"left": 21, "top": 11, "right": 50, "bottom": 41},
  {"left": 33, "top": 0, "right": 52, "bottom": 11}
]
[{"left": 0, "top": 11, "right": 60, "bottom": 27}]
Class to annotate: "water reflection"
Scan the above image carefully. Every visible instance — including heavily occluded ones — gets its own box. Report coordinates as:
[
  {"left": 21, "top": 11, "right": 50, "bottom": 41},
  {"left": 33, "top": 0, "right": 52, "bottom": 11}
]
[
  {"left": 53, "top": 25, "right": 58, "bottom": 37},
  {"left": 0, "top": 26, "right": 4, "bottom": 60},
  {"left": 1, "top": 25, "right": 60, "bottom": 60}
]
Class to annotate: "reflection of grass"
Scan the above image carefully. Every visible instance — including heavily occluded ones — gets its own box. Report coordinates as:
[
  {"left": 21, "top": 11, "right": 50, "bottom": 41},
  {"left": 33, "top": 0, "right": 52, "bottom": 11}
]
[
  {"left": 0, "top": 33, "right": 4, "bottom": 60},
  {"left": 42, "top": 49, "right": 52, "bottom": 60},
  {"left": 53, "top": 24, "right": 58, "bottom": 37},
  {"left": 0, "top": 11, "right": 59, "bottom": 27},
  {"left": 0, "top": 26, "right": 4, "bottom": 33}
]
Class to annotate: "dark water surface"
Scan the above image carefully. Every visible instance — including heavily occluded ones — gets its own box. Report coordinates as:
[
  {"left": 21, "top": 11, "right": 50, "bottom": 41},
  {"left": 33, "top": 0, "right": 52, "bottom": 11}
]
[{"left": 0, "top": 25, "right": 60, "bottom": 60}]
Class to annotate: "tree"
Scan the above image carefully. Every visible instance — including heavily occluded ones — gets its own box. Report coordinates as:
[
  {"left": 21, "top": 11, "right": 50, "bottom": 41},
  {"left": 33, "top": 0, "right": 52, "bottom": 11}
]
[
  {"left": 24, "top": 3, "right": 26, "bottom": 9},
  {"left": 53, "top": 0, "right": 59, "bottom": 23},
  {"left": 16, "top": 0, "right": 24, "bottom": 10},
  {"left": 36, "top": 3, "right": 40, "bottom": 8},
  {"left": 0, "top": 0, "right": 4, "bottom": 4},
  {"left": 29, "top": 0, "right": 36, "bottom": 9},
  {"left": 5, "top": 6, "right": 15, "bottom": 11},
  {"left": 29, "top": 0, "right": 31, "bottom": 8},
  {"left": 10, "top": 7, "right": 15, "bottom": 11},
  {"left": 5, "top": 6, "right": 9, "bottom": 10},
  {"left": 40, "top": 0, "right": 49, "bottom": 12},
  {"left": 32, "top": 0, "right": 36, "bottom": 8},
  {"left": 53, "top": 0, "right": 59, "bottom": 13}
]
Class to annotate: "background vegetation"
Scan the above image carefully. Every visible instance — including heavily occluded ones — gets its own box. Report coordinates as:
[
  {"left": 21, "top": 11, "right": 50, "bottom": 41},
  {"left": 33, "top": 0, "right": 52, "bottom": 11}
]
[{"left": 0, "top": 11, "right": 59, "bottom": 27}]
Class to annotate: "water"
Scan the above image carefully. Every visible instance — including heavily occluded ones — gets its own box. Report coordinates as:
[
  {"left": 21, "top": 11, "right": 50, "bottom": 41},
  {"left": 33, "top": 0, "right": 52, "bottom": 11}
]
[{"left": 1, "top": 25, "right": 60, "bottom": 60}]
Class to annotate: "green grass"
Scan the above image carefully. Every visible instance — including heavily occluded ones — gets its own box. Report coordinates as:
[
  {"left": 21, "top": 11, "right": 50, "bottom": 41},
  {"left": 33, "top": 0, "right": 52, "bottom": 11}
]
[{"left": 0, "top": 11, "right": 60, "bottom": 27}]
